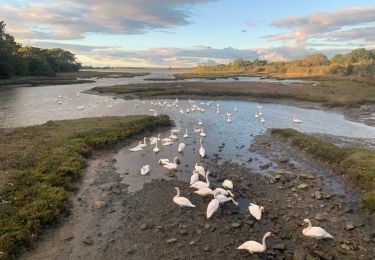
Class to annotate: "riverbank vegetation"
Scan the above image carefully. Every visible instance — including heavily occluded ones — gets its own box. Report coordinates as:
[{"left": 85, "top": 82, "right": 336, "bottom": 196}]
[
  {"left": 92, "top": 79, "right": 375, "bottom": 108},
  {"left": 270, "top": 128, "right": 375, "bottom": 214},
  {"left": 182, "top": 49, "right": 375, "bottom": 84},
  {"left": 0, "top": 21, "right": 81, "bottom": 79},
  {"left": 0, "top": 115, "right": 170, "bottom": 258}
]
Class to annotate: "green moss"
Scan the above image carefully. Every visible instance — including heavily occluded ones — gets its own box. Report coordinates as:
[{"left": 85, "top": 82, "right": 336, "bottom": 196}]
[
  {"left": 270, "top": 128, "right": 375, "bottom": 213},
  {"left": 0, "top": 115, "right": 170, "bottom": 258}
]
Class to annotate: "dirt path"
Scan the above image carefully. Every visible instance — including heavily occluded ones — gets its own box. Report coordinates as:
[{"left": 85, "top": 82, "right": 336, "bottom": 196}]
[{"left": 20, "top": 134, "right": 375, "bottom": 260}]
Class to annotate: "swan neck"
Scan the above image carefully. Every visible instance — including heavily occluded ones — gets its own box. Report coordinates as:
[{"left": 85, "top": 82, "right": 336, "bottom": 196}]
[
  {"left": 262, "top": 234, "right": 269, "bottom": 250},
  {"left": 175, "top": 188, "right": 180, "bottom": 198}
]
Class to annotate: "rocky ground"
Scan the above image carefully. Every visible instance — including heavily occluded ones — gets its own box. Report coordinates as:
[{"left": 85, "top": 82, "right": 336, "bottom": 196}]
[{"left": 20, "top": 133, "right": 375, "bottom": 260}]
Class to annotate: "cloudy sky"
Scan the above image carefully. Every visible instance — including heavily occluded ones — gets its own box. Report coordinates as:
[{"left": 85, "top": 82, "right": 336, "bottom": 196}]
[{"left": 1, "top": 0, "right": 375, "bottom": 67}]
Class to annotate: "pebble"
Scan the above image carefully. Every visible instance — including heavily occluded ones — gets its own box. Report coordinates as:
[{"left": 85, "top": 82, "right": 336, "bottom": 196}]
[
  {"left": 140, "top": 224, "right": 148, "bottom": 230},
  {"left": 83, "top": 236, "right": 93, "bottom": 245},
  {"left": 166, "top": 238, "right": 177, "bottom": 244},
  {"left": 315, "top": 213, "right": 325, "bottom": 221},
  {"left": 314, "top": 191, "right": 323, "bottom": 200},
  {"left": 93, "top": 200, "right": 106, "bottom": 209},
  {"left": 189, "top": 240, "right": 196, "bottom": 246},
  {"left": 203, "top": 246, "right": 210, "bottom": 252},
  {"left": 297, "top": 183, "right": 309, "bottom": 189},
  {"left": 273, "top": 243, "right": 285, "bottom": 250},
  {"left": 230, "top": 222, "right": 241, "bottom": 228},
  {"left": 345, "top": 223, "right": 354, "bottom": 231}
]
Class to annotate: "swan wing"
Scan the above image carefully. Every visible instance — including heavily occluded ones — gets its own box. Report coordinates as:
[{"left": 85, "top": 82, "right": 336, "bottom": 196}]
[
  {"left": 190, "top": 181, "right": 208, "bottom": 189},
  {"left": 304, "top": 227, "right": 333, "bottom": 239},
  {"left": 206, "top": 199, "right": 220, "bottom": 219},
  {"left": 237, "top": 241, "right": 264, "bottom": 253},
  {"left": 190, "top": 174, "right": 199, "bottom": 185},
  {"left": 173, "top": 197, "right": 195, "bottom": 207},
  {"left": 249, "top": 204, "right": 262, "bottom": 220},
  {"left": 194, "top": 188, "right": 213, "bottom": 196}
]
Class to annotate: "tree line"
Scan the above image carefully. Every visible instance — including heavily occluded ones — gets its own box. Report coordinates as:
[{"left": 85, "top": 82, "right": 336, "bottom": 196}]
[
  {"left": 193, "top": 49, "right": 375, "bottom": 81},
  {"left": 0, "top": 21, "right": 81, "bottom": 79}
]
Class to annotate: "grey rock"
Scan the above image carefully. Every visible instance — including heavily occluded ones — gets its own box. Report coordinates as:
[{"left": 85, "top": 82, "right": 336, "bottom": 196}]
[
  {"left": 93, "top": 200, "right": 106, "bottom": 209},
  {"left": 83, "top": 236, "right": 93, "bottom": 245},
  {"left": 315, "top": 213, "right": 325, "bottom": 221},
  {"left": 297, "top": 183, "right": 309, "bottom": 190},
  {"left": 314, "top": 191, "right": 323, "bottom": 200},
  {"left": 345, "top": 223, "right": 354, "bottom": 231},
  {"left": 166, "top": 238, "right": 177, "bottom": 244}
]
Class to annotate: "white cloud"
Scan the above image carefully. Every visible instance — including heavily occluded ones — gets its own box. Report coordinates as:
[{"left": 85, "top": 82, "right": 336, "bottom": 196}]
[
  {"left": 265, "top": 6, "right": 375, "bottom": 46},
  {"left": 0, "top": 0, "right": 217, "bottom": 40}
]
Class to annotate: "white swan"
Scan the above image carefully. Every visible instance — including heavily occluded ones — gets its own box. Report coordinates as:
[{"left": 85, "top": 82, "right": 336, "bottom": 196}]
[
  {"left": 222, "top": 179, "right": 233, "bottom": 189},
  {"left": 206, "top": 198, "right": 220, "bottom": 219},
  {"left": 77, "top": 106, "right": 85, "bottom": 110},
  {"left": 163, "top": 157, "right": 178, "bottom": 171},
  {"left": 158, "top": 158, "right": 170, "bottom": 165},
  {"left": 140, "top": 165, "right": 150, "bottom": 175},
  {"left": 214, "top": 188, "right": 234, "bottom": 197},
  {"left": 215, "top": 193, "right": 239, "bottom": 206},
  {"left": 162, "top": 141, "right": 174, "bottom": 146},
  {"left": 199, "top": 138, "right": 205, "bottom": 158},
  {"left": 161, "top": 136, "right": 172, "bottom": 142},
  {"left": 260, "top": 117, "right": 265, "bottom": 123},
  {"left": 180, "top": 109, "right": 184, "bottom": 114},
  {"left": 150, "top": 134, "right": 161, "bottom": 145},
  {"left": 293, "top": 115, "right": 302, "bottom": 123},
  {"left": 199, "top": 129, "right": 206, "bottom": 137},
  {"left": 173, "top": 187, "right": 195, "bottom": 208},
  {"left": 190, "top": 170, "right": 199, "bottom": 185},
  {"left": 178, "top": 143, "right": 186, "bottom": 153},
  {"left": 190, "top": 171, "right": 210, "bottom": 189},
  {"left": 198, "top": 119, "right": 203, "bottom": 125},
  {"left": 194, "top": 163, "right": 205, "bottom": 177},
  {"left": 237, "top": 232, "right": 273, "bottom": 254},
  {"left": 302, "top": 219, "right": 333, "bottom": 239},
  {"left": 227, "top": 116, "right": 232, "bottom": 123},
  {"left": 129, "top": 145, "right": 142, "bottom": 152},
  {"left": 183, "top": 129, "right": 189, "bottom": 138},
  {"left": 170, "top": 133, "right": 178, "bottom": 140},
  {"left": 194, "top": 125, "right": 201, "bottom": 133},
  {"left": 139, "top": 137, "right": 147, "bottom": 148},
  {"left": 194, "top": 187, "right": 214, "bottom": 197},
  {"left": 153, "top": 139, "right": 160, "bottom": 153},
  {"left": 254, "top": 112, "right": 259, "bottom": 118},
  {"left": 256, "top": 103, "right": 262, "bottom": 109},
  {"left": 249, "top": 203, "right": 264, "bottom": 220}
]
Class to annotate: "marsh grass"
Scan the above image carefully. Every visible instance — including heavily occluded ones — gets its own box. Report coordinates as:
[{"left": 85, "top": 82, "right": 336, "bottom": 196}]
[
  {"left": 270, "top": 128, "right": 375, "bottom": 213},
  {"left": 0, "top": 115, "right": 170, "bottom": 258},
  {"left": 92, "top": 79, "right": 375, "bottom": 108}
]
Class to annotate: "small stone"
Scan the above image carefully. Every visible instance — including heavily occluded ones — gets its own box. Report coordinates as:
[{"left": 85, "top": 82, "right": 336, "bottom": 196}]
[
  {"left": 204, "top": 224, "right": 210, "bottom": 229},
  {"left": 203, "top": 246, "right": 210, "bottom": 252},
  {"left": 166, "top": 238, "right": 177, "bottom": 244},
  {"left": 330, "top": 217, "right": 340, "bottom": 224},
  {"left": 83, "top": 236, "right": 93, "bottom": 245},
  {"left": 315, "top": 213, "right": 325, "bottom": 221},
  {"left": 93, "top": 200, "right": 106, "bottom": 209},
  {"left": 189, "top": 240, "right": 196, "bottom": 246},
  {"left": 314, "top": 191, "right": 323, "bottom": 200},
  {"left": 345, "top": 223, "right": 354, "bottom": 231},
  {"left": 299, "top": 173, "right": 315, "bottom": 179},
  {"left": 231, "top": 222, "right": 241, "bottom": 228},
  {"left": 273, "top": 243, "right": 285, "bottom": 250},
  {"left": 341, "top": 244, "right": 351, "bottom": 250},
  {"left": 297, "top": 183, "right": 309, "bottom": 190},
  {"left": 274, "top": 174, "right": 282, "bottom": 180},
  {"left": 140, "top": 224, "right": 148, "bottom": 230}
]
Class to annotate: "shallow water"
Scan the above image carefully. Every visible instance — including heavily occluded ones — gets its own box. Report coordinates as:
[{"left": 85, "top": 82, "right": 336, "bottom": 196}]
[{"left": 0, "top": 69, "right": 374, "bottom": 195}]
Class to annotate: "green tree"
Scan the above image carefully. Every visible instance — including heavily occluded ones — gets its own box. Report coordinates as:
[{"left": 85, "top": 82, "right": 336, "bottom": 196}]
[{"left": 0, "top": 21, "right": 21, "bottom": 78}]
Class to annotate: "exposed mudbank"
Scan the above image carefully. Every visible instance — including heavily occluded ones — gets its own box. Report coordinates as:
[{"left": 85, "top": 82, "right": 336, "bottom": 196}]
[{"left": 20, "top": 132, "right": 375, "bottom": 260}]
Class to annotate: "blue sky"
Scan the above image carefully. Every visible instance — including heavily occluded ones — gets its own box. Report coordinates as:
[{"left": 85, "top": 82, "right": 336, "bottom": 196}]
[{"left": 1, "top": 0, "right": 375, "bottom": 66}]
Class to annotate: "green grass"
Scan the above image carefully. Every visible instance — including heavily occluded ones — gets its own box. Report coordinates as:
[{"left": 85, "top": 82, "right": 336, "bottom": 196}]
[
  {"left": 270, "top": 128, "right": 375, "bottom": 213},
  {"left": 92, "top": 79, "right": 375, "bottom": 108},
  {"left": 0, "top": 71, "right": 149, "bottom": 88},
  {"left": 0, "top": 115, "right": 170, "bottom": 258}
]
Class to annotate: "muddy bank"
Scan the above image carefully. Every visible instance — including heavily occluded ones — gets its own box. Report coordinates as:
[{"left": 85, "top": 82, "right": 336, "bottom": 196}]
[
  {"left": 89, "top": 81, "right": 375, "bottom": 127},
  {"left": 21, "top": 135, "right": 375, "bottom": 260}
]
